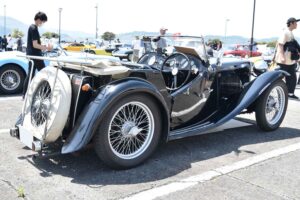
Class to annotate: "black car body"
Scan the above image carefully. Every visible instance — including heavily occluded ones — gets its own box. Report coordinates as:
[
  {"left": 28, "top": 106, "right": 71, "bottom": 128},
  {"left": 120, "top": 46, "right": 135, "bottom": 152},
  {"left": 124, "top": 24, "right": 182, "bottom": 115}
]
[
  {"left": 112, "top": 47, "right": 133, "bottom": 61},
  {"left": 10, "top": 36, "right": 289, "bottom": 169}
]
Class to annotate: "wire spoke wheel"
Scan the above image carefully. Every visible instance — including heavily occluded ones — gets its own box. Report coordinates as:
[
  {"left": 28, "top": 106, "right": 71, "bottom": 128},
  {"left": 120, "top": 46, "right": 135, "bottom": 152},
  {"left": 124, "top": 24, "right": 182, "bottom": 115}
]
[
  {"left": 255, "top": 80, "right": 288, "bottom": 131},
  {"left": 94, "top": 94, "right": 162, "bottom": 169},
  {"left": 0, "top": 69, "right": 20, "bottom": 91},
  {"left": 31, "top": 81, "right": 52, "bottom": 127},
  {"left": 108, "top": 101, "right": 154, "bottom": 159},
  {"left": 265, "top": 86, "right": 285, "bottom": 125}
]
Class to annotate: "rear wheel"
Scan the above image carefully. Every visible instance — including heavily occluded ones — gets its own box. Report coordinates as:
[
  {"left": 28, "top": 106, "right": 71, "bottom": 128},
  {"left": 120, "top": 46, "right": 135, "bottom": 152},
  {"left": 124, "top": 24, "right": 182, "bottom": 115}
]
[
  {"left": 93, "top": 94, "right": 162, "bottom": 169},
  {"left": 255, "top": 80, "right": 288, "bottom": 131},
  {"left": 0, "top": 65, "right": 25, "bottom": 94}
]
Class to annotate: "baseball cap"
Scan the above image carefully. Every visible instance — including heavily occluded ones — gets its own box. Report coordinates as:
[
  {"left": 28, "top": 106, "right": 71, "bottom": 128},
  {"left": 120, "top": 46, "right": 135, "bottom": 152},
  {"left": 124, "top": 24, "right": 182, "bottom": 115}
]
[
  {"left": 287, "top": 17, "right": 300, "bottom": 24},
  {"left": 160, "top": 26, "right": 168, "bottom": 31}
]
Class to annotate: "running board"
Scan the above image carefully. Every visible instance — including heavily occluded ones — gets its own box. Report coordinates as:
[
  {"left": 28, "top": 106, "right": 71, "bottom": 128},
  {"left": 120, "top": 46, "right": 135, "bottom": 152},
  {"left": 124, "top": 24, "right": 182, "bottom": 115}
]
[{"left": 168, "top": 119, "right": 253, "bottom": 141}]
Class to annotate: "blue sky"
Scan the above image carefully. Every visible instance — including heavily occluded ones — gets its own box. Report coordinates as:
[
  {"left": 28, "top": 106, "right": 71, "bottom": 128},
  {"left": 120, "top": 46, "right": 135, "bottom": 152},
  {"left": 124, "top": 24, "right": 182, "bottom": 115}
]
[{"left": 1, "top": 0, "right": 300, "bottom": 38}]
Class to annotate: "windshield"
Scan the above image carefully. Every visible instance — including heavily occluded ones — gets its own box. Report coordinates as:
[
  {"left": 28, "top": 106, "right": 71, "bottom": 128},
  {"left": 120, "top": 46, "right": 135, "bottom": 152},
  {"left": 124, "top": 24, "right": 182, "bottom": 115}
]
[
  {"left": 172, "top": 37, "right": 208, "bottom": 62},
  {"left": 141, "top": 36, "right": 208, "bottom": 62}
]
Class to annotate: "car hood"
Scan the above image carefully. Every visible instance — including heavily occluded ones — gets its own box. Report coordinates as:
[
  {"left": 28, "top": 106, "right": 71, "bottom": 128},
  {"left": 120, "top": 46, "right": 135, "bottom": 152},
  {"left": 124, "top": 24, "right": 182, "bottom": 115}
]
[
  {"left": 0, "top": 51, "right": 25, "bottom": 59},
  {"left": 59, "top": 52, "right": 120, "bottom": 61},
  {"left": 210, "top": 57, "right": 251, "bottom": 69}
]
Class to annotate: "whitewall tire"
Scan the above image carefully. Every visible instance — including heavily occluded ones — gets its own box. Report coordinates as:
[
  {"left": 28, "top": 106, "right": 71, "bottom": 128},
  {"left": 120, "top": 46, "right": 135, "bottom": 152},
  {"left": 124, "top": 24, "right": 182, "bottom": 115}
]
[{"left": 22, "top": 66, "right": 72, "bottom": 143}]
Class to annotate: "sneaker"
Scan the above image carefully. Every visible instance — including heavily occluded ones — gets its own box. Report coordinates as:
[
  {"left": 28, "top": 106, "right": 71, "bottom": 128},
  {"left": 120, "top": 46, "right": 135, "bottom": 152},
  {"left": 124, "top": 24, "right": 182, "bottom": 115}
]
[{"left": 288, "top": 94, "right": 299, "bottom": 100}]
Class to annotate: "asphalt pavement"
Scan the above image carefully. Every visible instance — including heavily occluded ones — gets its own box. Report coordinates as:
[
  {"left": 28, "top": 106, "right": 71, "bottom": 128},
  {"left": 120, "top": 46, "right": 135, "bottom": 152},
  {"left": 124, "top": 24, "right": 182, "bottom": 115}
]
[{"left": 0, "top": 85, "right": 299, "bottom": 200}]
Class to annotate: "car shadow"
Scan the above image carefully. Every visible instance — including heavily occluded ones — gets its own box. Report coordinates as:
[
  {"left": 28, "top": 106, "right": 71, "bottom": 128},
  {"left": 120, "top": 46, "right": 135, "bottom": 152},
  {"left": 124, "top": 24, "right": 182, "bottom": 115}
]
[
  {"left": 0, "top": 93, "right": 22, "bottom": 98},
  {"left": 18, "top": 125, "right": 300, "bottom": 186}
]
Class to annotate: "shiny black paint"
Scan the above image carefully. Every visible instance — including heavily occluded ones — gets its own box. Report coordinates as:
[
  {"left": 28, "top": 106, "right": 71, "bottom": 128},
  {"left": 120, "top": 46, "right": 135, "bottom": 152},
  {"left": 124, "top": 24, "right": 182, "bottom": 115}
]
[
  {"left": 62, "top": 77, "right": 171, "bottom": 154},
  {"left": 170, "top": 61, "right": 213, "bottom": 128},
  {"left": 71, "top": 75, "right": 93, "bottom": 127},
  {"left": 62, "top": 56, "right": 287, "bottom": 153},
  {"left": 169, "top": 58, "right": 250, "bottom": 130},
  {"left": 168, "top": 70, "right": 287, "bottom": 140}
]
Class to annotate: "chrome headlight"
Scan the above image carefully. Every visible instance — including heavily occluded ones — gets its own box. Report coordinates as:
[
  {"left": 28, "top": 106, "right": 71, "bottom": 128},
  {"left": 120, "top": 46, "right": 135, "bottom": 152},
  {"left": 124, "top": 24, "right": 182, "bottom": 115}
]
[{"left": 253, "top": 60, "right": 268, "bottom": 70}]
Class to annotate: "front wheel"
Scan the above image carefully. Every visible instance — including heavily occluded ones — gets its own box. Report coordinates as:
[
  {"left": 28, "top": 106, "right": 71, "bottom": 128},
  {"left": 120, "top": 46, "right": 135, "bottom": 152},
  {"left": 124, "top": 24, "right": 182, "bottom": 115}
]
[
  {"left": 0, "top": 65, "right": 25, "bottom": 94},
  {"left": 255, "top": 79, "right": 288, "bottom": 131},
  {"left": 93, "top": 94, "right": 162, "bottom": 169}
]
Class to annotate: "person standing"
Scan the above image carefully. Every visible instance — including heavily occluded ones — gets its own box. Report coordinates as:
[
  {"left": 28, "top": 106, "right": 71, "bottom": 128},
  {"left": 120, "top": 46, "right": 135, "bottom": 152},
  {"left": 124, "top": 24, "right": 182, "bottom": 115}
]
[
  {"left": 275, "top": 17, "right": 300, "bottom": 99},
  {"left": 155, "top": 27, "right": 168, "bottom": 54},
  {"left": 0, "top": 36, "right": 2, "bottom": 51},
  {"left": 22, "top": 11, "right": 52, "bottom": 98},
  {"left": 17, "top": 36, "right": 23, "bottom": 52},
  {"left": 6, "top": 34, "right": 14, "bottom": 51},
  {"left": 132, "top": 36, "right": 141, "bottom": 62},
  {"left": 2, "top": 35, "right": 7, "bottom": 51}
]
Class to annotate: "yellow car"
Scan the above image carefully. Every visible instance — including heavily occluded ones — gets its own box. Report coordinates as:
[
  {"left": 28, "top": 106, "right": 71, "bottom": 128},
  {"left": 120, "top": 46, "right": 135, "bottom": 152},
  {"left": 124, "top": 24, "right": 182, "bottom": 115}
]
[
  {"left": 85, "top": 48, "right": 113, "bottom": 56},
  {"left": 63, "top": 43, "right": 96, "bottom": 52}
]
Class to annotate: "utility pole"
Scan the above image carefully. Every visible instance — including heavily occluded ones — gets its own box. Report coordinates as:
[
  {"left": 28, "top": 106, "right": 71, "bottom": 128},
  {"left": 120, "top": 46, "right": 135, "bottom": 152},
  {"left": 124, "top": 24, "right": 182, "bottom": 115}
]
[
  {"left": 95, "top": 4, "right": 98, "bottom": 40},
  {"left": 250, "top": 0, "right": 256, "bottom": 57},
  {"left": 224, "top": 18, "right": 230, "bottom": 44},
  {"left": 58, "top": 8, "right": 62, "bottom": 44},
  {"left": 4, "top": 5, "right": 6, "bottom": 36}
]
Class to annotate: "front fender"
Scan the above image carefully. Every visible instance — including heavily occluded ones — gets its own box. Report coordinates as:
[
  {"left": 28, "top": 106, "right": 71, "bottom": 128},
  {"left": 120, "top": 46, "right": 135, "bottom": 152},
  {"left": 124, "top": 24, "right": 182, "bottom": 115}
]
[
  {"left": 62, "top": 78, "right": 170, "bottom": 154},
  {"left": 0, "top": 58, "right": 29, "bottom": 74},
  {"left": 218, "top": 70, "right": 287, "bottom": 124}
]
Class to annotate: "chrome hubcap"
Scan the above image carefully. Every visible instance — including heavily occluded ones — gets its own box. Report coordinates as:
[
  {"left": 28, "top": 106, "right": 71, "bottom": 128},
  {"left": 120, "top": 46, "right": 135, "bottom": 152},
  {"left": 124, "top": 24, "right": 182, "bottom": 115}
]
[
  {"left": 0, "top": 70, "right": 20, "bottom": 91},
  {"left": 31, "top": 81, "right": 52, "bottom": 127},
  {"left": 265, "top": 86, "right": 285, "bottom": 125},
  {"left": 108, "top": 101, "right": 154, "bottom": 159}
]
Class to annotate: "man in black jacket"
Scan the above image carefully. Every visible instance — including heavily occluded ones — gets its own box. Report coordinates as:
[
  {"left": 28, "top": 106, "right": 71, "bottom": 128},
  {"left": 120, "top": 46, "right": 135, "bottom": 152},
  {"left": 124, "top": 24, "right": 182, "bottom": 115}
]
[{"left": 22, "top": 11, "right": 52, "bottom": 98}]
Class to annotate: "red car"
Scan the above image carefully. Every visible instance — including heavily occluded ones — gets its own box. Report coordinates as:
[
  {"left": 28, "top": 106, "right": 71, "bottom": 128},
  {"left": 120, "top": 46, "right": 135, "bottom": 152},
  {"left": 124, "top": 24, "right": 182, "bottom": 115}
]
[{"left": 224, "top": 44, "right": 262, "bottom": 58}]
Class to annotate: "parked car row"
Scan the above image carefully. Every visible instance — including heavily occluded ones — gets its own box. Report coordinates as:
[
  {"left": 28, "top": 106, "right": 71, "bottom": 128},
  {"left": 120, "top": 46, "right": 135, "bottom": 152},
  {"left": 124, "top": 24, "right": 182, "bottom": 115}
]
[
  {"left": 223, "top": 44, "right": 262, "bottom": 58},
  {"left": 63, "top": 42, "right": 134, "bottom": 61}
]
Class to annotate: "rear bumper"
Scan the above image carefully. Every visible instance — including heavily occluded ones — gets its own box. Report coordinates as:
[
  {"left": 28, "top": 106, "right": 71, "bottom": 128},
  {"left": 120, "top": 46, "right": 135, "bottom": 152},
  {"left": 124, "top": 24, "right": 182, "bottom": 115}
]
[{"left": 10, "top": 125, "right": 42, "bottom": 151}]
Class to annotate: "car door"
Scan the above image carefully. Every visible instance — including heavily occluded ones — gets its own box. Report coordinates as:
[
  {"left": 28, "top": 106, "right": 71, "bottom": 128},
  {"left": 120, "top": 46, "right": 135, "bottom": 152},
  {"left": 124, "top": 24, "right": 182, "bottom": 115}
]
[{"left": 170, "top": 57, "right": 215, "bottom": 129}]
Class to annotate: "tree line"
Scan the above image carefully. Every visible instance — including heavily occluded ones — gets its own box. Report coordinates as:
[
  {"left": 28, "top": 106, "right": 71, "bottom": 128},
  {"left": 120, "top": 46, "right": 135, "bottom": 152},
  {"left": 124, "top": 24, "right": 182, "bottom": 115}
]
[
  {"left": 8, "top": 29, "right": 278, "bottom": 47},
  {"left": 9, "top": 29, "right": 116, "bottom": 41}
]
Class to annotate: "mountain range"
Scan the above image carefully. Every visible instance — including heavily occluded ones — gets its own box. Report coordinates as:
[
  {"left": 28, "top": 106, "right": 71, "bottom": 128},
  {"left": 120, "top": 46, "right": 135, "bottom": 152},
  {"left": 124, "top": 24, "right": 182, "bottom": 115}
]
[{"left": 0, "top": 16, "right": 296, "bottom": 45}]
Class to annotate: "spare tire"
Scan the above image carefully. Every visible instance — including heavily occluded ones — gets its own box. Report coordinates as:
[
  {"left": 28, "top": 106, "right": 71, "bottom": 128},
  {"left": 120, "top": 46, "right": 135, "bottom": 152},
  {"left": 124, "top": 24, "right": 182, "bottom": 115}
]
[{"left": 22, "top": 66, "right": 72, "bottom": 143}]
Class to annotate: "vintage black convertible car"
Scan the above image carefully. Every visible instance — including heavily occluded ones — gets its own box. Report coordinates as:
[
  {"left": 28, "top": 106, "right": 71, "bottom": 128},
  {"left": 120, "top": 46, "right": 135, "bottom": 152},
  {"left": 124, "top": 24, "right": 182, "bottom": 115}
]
[{"left": 10, "top": 36, "right": 289, "bottom": 169}]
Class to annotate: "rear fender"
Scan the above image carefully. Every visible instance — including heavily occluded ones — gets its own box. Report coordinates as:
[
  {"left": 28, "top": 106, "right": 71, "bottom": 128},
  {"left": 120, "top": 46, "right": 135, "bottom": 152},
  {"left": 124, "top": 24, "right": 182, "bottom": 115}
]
[
  {"left": 217, "top": 70, "right": 288, "bottom": 124},
  {"left": 62, "top": 78, "right": 170, "bottom": 154}
]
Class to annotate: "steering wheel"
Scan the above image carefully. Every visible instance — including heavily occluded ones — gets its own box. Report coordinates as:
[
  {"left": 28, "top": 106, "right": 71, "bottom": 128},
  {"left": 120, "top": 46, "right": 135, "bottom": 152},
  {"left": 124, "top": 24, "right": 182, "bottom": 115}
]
[
  {"left": 161, "top": 52, "right": 191, "bottom": 91},
  {"left": 137, "top": 52, "right": 166, "bottom": 69}
]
